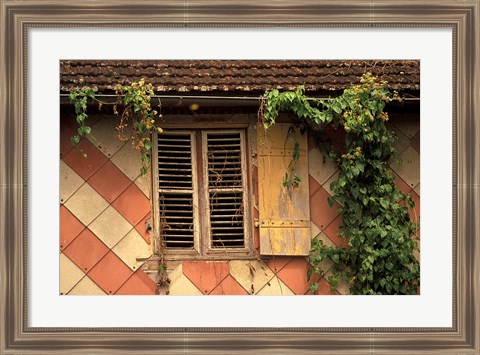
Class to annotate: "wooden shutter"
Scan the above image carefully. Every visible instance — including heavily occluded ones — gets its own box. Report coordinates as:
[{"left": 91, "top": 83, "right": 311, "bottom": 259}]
[
  {"left": 157, "top": 132, "right": 198, "bottom": 250},
  {"left": 257, "top": 123, "right": 310, "bottom": 256},
  {"left": 204, "top": 131, "right": 246, "bottom": 249}
]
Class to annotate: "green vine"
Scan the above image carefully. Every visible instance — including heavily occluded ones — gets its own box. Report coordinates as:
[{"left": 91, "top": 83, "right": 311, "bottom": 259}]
[
  {"left": 260, "top": 73, "right": 420, "bottom": 295},
  {"left": 282, "top": 128, "right": 302, "bottom": 190},
  {"left": 68, "top": 78, "right": 163, "bottom": 175},
  {"left": 69, "top": 80, "right": 172, "bottom": 294},
  {"left": 68, "top": 86, "right": 95, "bottom": 146}
]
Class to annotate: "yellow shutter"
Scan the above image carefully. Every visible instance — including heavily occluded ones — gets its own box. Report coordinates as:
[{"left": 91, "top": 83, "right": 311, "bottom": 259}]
[{"left": 257, "top": 123, "right": 310, "bottom": 256}]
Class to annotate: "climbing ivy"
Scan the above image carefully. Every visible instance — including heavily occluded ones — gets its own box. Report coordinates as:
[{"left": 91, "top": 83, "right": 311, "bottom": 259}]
[
  {"left": 68, "top": 79, "right": 163, "bottom": 175},
  {"left": 260, "top": 73, "right": 420, "bottom": 295}
]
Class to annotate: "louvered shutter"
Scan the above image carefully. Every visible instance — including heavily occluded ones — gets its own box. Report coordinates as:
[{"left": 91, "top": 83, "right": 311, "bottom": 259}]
[
  {"left": 257, "top": 123, "right": 310, "bottom": 255},
  {"left": 157, "top": 132, "right": 198, "bottom": 249},
  {"left": 204, "top": 131, "right": 246, "bottom": 249}
]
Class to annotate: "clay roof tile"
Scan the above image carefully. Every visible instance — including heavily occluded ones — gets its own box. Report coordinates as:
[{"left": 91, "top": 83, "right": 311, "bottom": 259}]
[{"left": 60, "top": 60, "right": 420, "bottom": 94}]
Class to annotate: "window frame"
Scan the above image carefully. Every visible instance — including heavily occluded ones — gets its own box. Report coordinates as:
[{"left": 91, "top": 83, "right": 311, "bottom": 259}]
[{"left": 152, "top": 123, "right": 255, "bottom": 261}]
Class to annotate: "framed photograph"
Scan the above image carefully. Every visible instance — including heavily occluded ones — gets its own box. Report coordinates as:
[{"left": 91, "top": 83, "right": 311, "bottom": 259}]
[{"left": 1, "top": 1, "right": 478, "bottom": 353}]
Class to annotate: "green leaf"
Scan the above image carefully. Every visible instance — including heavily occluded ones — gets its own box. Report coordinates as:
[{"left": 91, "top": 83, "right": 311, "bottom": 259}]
[
  {"left": 144, "top": 140, "right": 152, "bottom": 151},
  {"left": 70, "top": 135, "right": 80, "bottom": 146},
  {"left": 355, "top": 160, "right": 365, "bottom": 173},
  {"left": 136, "top": 122, "right": 147, "bottom": 134},
  {"left": 77, "top": 126, "right": 92, "bottom": 136},
  {"left": 331, "top": 103, "right": 342, "bottom": 114},
  {"left": 379, "top": 199, "right": 389, "bottom": 210},
  {"left": 309, "top": 282, "right": 319, "bottom": 294},
  {"left": 351, "top": 165, "right": 359, "bottom": 176},
  {"left": 84, "top": 87, "right": 95, "bottom": 98},
  {"left": 141, "top": 153, "right": 151, "bottom": 165},
  {"left": 292, "top": 142, "right": 300, "bottom": 162},
  {"left": 327, "top": 195, "right": 335, "bottom": 207}
]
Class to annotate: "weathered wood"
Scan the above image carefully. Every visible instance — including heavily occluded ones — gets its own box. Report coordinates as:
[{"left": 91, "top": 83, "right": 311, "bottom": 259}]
[{"left": 257, "top": 123, "right": 311, "bottom": 255}]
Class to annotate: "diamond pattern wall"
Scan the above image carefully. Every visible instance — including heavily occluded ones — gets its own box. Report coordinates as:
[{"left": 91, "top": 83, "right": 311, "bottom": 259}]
[
  {"left": 60, "top": 113, "right": 420, "bottom": 295},
  {"left": 60, "top": 115, "right": 155, "bottom": 295}
]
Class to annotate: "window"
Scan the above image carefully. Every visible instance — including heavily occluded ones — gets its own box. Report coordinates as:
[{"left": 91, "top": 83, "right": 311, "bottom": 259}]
[
  {"left": 154, "top": 128, "right": 252, "bottom": 258},
  {"left": 153, "top": 121, "right": 312, "bottom": 259}
]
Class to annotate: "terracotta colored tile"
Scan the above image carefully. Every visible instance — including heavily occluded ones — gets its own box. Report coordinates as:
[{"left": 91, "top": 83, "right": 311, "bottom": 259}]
[
  {"left": 276, "top": 257, "right": 312, "bottom": 295},
  {"left": 256, "top": 276, "right": 294, "bottom": 295},
  {"left": 208, "top": 275, "right": 248, "bottom": 295},
  {"left": 394, "top": 172, "right": 412, "bottom": 195},
  {"left": 182, "top": 261, "right": 229, "bottom": 295},
  {"left": 110, "top": 142, "right": 143, "bottom": 181},
  {"left": 135, "top": 212, "right": 152, "bottom": 244},
  {"left": 229, "top": 260, "right": 274, "bottom": 295},
  {"left": 323, "top": 214, "right": 348, "bottom": 248},
  {"left": 63, "top": 183, "right": 109, "bottom": 226},
  {"left": 68, "top": 276, "right": 107, "bottom": 295},
  {"left": 266, "top": 256, "right": 292, "bottom": 273},
  {"left": 168, "top": 263, "right": 202, "bottom": 295},
  {"left": 60, "top": 253, "right": 85, "bottom": 295},
  {"left": 60, "top": 115, "right": 79, "bottom": 158},
  {"left": 88, "top": 161, "right": 132, "bottom": 203},
  {"left": 60, "top": 205, "right": 85, "bottom": 250},
  {"left": 115, "top": 270, "right": 157, "bottom": 295},
  {"left": 411, "top": 131, "right": 420, "bottom": 153},
  {"left": 63, "top": 139, "right": 108, "bottom": 180},
  {"left": 63, "top": 229, "right": 109, "bottom": 273},
  {"left": 306, "top": 277, "right": 337, "bottom": 295},
  {"left": 308, "top": 148, "right": 337, "bottom": 186},
  {"left": 309, "top": 187, "right": 340, "bottom": 230},
  {"left": 308, "top": 175, "right": 321, "bottom": 198},
  {"left": 112, "top": 184, "right": 151, "bottom": 226},
  {"left": 88, "top": 251, "right": 133, "bottom": 294},
  {"left": 60, "top": 160, "right": 84, "bottom": 204},
  {"left": 89, "top": 206, "right": 133, "bottom": 248},
  {"left": 112, "top": 229, "right": 151, "bottom": 271}
]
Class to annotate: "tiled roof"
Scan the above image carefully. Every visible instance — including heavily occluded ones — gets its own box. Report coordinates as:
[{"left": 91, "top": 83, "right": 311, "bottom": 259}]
[{"left": 60, "top": 60, "right": 420, "bottom": 94}]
